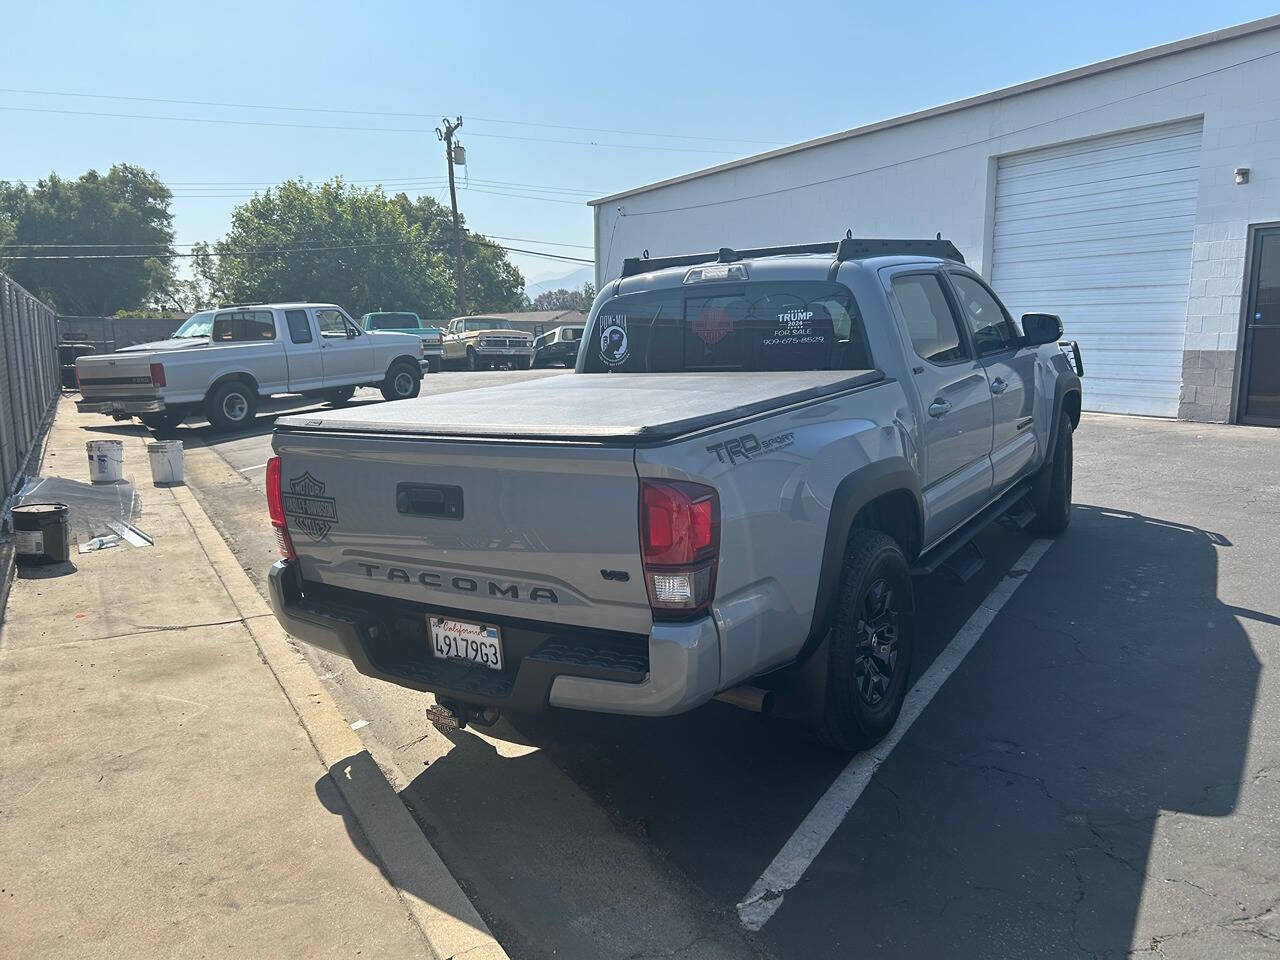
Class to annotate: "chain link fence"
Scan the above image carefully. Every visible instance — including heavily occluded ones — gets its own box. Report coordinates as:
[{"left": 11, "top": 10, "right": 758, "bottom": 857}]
[{"left": 0, "top": 271, "right": 59, "bottom": 502}]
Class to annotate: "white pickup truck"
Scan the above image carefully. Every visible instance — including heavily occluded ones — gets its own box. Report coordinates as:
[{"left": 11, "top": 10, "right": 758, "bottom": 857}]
[{"left": 76, "top": 302, "right": 426, "bottom": 432}]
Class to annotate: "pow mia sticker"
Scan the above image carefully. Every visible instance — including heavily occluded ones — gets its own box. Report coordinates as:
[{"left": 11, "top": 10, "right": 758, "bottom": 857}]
[
  {"left": 281, "top": 472, "right": 338, "bottom": 541},
  {"left": 597, "top": 314, "right": 630, "bottom": 367}
]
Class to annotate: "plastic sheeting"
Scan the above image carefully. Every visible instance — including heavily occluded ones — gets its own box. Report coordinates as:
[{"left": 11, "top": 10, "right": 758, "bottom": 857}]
[{"left": 14, "top": 475, "right": 139, "bottom": 544}]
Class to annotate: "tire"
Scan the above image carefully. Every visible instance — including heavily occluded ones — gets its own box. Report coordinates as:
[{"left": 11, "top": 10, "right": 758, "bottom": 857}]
[
  {"left": 1028, "top": 411, "right": 1073, "bottom": 536},
  {"left": 426, "top": 357, "right": 442, "bottom": 374},
  {"left": 380, "top": 360, "right": 421, "bottom": 402},
  {"left": 516, "top": 356, "right": 532, "bottom": 370},
  {"left": 204, "top": 380, "right": 257, "bottom": 433},
  {"left": 466, "top": 348, "right": 480, "bottom": 371},
  {"left": 323, "top": 385, "right": 356, "bottom": 406},
  {"left": 814, "top": 529, "right": 915, "bottom": 752}
]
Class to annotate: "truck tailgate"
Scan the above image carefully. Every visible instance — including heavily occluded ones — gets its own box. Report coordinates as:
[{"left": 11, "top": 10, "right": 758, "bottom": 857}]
[
  {"left": 75, "top": 353, "right": 157, "bottom": 400},
  {"left": 272, "top": 430, "right": 652, "bottom": 634}
]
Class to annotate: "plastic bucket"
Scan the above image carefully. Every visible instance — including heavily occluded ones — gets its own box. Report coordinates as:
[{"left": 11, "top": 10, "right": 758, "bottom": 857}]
[
  {"left": 13, "top": 502, "right": 71, "bottom": 565},
  {"left": 85, "top": 439, "right": 125, "bottom": 483},
  {"left": 146, "top": 439, "right": 184, "bottom": 485}
]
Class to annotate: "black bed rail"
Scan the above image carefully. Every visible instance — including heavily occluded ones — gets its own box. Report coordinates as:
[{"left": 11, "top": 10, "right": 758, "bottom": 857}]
[{"left": 619, "top": 234, "right": 964, "bottom": 278}]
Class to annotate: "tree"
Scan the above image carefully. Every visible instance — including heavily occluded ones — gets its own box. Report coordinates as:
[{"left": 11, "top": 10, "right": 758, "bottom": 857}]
[
  {"left": 532, "top": 281, "right": 596, "bottom": 313},
  {"left": 0, "top": 164, "right": 176, "bottom": 314},
  {"left": 391, "top": 193, "right": 528, "bottom": 313},
  {"left": 201, "top": 179, "right": 452, "bottom": 317}
]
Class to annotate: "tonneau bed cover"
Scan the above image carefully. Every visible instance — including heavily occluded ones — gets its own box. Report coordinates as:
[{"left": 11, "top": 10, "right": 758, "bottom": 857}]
[{"left": 275, "top": 370, "right": 885, "bottom": 443}]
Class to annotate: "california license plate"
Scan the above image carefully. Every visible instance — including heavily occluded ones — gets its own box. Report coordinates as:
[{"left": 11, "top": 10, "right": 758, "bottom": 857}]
[{"left": 428, "top": 616, "right": 504, "bottom": 671}]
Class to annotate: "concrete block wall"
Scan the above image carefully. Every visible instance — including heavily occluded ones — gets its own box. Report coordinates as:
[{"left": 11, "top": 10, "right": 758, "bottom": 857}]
[{"left": 1177, "top": 75, "right": 1280, "bottom": 420}]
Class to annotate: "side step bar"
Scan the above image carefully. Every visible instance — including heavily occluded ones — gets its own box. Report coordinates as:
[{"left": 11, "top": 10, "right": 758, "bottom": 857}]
[{"left": 912, "top": 478, "right": 1034, "bottom": 577}]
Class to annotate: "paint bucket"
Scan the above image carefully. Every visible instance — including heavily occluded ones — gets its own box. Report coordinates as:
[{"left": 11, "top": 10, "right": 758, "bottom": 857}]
[
  {"left": 146, "top": 439, "right": 184, "bottom": 485},
  {"left": 12, "top": 502, "right": 71, "bottom": 565},
  {"left": 85, "top": 439, "right": 125, "bottom": 483}
]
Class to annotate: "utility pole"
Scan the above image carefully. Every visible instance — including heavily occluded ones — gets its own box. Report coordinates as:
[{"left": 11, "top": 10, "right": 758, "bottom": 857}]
[{"left": 436, "top": 116, "right": 467, "bottom": 315}]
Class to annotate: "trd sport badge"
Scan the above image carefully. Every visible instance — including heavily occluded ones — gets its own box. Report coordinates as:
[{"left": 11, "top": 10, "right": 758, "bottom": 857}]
[{"left": 281, "top": 472, "right": 338, "bottom": 540}]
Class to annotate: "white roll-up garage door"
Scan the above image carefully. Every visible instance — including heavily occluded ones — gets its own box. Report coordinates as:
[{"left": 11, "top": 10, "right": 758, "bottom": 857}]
[{"left": 990, "top": 119, "right": 1203, "bottom": 416}]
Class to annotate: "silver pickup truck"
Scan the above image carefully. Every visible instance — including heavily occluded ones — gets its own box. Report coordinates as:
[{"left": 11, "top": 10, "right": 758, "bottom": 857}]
[
  {"left": 76, "top": 302, "right": 426, "bottom": 433},
  {"left": 265, "top": 238, "right": 1083, "bottom": 750}
]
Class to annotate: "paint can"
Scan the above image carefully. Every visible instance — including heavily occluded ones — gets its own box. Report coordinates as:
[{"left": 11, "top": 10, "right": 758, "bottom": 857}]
[
  {"left": 12, "top": 502, "right": 71, "bottom": 565},
  {"left": 85, "top": 439, "right": 125, "bottom": 483},
  {"left": 146, "top": 439, "right": 184, "bottom": 485}
]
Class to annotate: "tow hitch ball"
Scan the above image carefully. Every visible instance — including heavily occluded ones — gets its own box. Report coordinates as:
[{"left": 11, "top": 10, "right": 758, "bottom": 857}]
[{"left": 427, "top": 699, "right": 500, "bottom": 734}]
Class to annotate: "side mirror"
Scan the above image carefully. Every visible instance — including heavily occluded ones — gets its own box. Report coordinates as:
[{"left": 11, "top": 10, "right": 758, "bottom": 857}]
[
  {"left": 346, "top": 326, "right": 358, "bottom": 339},
  {"left": 1022, "top": 313, "right": 1063, "bottom": 346}
]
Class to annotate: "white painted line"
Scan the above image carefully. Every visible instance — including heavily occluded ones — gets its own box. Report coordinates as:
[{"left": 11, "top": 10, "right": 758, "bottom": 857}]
[
  {"left": 237, "top": 462, "right": 269, "bottom": 473},
  {"left": 350, "top": 719, "right": 370, "bottom": 731},
  {"left": 736, "top": 538, "right": 1054, "bottom": 931}
]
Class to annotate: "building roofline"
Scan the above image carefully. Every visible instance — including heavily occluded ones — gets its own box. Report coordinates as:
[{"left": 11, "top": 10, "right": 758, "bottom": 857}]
[{"left": 588, "top": 14, "right": 1280, "bottom": 207}]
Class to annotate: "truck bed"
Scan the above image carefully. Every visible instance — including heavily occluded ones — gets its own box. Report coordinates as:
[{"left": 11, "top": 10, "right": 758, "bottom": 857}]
[{"left": 274, "top": 370, "right": 884, "bottom": 444}]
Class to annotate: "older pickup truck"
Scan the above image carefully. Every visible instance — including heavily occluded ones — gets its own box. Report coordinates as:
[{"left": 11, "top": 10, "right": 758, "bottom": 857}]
[
  {"left": 361, "top": 311, "right": 445, "bottom": 373},
  {"left": 76, "top": 302, "right": 426, "bottom": 433},
  {"left": 265, "top": 238, "right": 1082, "bottom": 750},
  {"left": 442, "top": 316, "right": 535, "bottom": 370}
]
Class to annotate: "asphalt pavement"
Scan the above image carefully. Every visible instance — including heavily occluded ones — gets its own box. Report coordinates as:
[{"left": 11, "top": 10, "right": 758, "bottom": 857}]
[{"left": 97, "top": 372, "right": 1280, "bottom": 960}]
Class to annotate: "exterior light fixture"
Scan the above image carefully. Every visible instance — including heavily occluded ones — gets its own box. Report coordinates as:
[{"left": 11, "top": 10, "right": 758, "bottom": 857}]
[{"left": 1235, "top": 167, "right": 1250, "bottom": 184}]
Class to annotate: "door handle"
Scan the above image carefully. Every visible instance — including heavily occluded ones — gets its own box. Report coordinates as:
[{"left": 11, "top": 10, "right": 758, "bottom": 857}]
[
  {"left": 928, "top": 398, "right": 952, "bottom": 418},
  {"left": 990, "top": 377, "right": 1008, "bottom": 395}
]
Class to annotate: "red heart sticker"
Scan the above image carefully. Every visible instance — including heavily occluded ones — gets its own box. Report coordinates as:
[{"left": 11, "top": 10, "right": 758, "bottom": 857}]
[{"left": 693, "top": 307, "right": 733, "bottom": 346}]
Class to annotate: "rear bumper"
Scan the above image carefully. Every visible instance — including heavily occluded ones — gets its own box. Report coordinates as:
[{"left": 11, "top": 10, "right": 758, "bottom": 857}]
[
  {"left": 267, "top": 560, "right": 720, "bottom": 717},
  {"left": 76, "top": 398, "right": 165, "bottom": 415}
]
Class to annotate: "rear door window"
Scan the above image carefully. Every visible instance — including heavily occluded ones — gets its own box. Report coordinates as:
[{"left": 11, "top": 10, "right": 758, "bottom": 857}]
[
  {"left": 582, "top": 282, "right": 871, "bottom": 373},
  {"left": 212, "top": 310, "right": 275, "bottom": 342},
  {"left": 285, "top": 309, "right": 313, "bottom": 344},
  {"left": 891, "top": 273, "right": 969, "bottom": 364}
]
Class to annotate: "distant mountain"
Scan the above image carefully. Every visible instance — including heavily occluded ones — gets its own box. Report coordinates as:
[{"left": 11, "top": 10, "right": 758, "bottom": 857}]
[{"left": 524, "top": 265, "right": 594, "bottom": 299}]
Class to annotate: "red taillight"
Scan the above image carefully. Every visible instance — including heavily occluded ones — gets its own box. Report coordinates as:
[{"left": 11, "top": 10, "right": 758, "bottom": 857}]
[
  {"left": 640, "top": 480, "right": 719, "bottom": 619},
  {"left": 265, "top": 456, "right": 295, "bottom": 560},
  {"left": 149, "top": 362, "right": 166, "bottom": 388}
]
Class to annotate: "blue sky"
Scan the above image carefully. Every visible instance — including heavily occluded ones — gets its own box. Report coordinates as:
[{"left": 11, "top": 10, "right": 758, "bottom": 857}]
[{"left": 3, "top": 1, "right": 1277, "bottom": 287}]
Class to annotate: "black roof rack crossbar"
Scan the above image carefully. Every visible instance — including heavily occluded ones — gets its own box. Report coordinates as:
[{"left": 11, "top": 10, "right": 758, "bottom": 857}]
[{"left": 620, "top": 236, "right": 963, "bottom": 278}]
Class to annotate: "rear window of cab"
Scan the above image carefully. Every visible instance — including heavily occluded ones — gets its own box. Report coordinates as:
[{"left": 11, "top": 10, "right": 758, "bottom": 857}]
[{"left": 581, "top": 281, "right": 872, "bottom": 373}]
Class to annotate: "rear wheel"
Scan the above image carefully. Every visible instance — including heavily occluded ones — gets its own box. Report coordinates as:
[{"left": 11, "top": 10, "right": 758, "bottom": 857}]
[
  {"left": 814, "top": 529, "right": 914, "bottom": 752},
  {"left": 323, "top": 385, "right": 356, "bottom": 406},
  {"left": 426, "top": 357, "right": 442, "bottom": 374},
  {"left": 380, "top": 360, "right": 421, "bottom": 402},
  {"left": 204, "top": 380, "right": 257, "bottom": 433},
  {"left": 1028, "top": 411, "right": 1073, "bottom": 536}
]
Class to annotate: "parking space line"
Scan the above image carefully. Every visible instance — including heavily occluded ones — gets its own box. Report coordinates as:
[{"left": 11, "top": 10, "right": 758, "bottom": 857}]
[
  {"left": 736, "top": 537, "right": 1055, "bottom": 932},
  {"left": 237, "top": 462, "right": 269, "bottom": 473}
]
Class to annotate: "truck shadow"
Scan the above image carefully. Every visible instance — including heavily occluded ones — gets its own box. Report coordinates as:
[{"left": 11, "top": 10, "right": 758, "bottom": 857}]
[{"left": 405, "top": 503, "right": 1259, "bottom": 958}]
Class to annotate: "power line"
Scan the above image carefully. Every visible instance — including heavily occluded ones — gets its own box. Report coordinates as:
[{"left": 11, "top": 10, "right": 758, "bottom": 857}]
[
  {"left": 0, "top": 86, "right": 781, "bottom": 145},
  {"left": 1, "top": 232, "right": 595, "bottom": 250},
  {"left": 0, "top": 237, "right": 593, "bottom": 264},
  {"left": 0, "top": 103, "right": 743, "bottom": 155}
]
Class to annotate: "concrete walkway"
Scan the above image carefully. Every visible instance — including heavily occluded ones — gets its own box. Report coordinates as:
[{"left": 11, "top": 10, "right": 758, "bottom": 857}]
[{"left": 0, "top": 400, "right": 494, "bottom": 959}]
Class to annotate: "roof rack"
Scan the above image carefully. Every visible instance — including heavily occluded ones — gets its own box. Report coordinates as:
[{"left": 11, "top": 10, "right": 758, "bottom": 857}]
[{"left": 619, "top": 233, "right": 964, "bottom": 278}]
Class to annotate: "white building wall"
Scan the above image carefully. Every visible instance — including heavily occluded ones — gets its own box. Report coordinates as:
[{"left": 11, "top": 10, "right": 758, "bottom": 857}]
[{"left": 592, "top": 21, "right": 1280, "bottom": 422}]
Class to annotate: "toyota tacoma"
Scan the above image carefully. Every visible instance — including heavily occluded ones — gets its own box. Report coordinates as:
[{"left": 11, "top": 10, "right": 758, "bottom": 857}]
[{"left": 264, "top": 238, "right": 1082, "bottom": 749}]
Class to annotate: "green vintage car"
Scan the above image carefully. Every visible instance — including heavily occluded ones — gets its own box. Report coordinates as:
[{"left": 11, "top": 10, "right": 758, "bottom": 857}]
[{"left": 361, "top": 311, "right": 445, "bottom": 373}]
